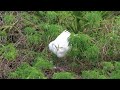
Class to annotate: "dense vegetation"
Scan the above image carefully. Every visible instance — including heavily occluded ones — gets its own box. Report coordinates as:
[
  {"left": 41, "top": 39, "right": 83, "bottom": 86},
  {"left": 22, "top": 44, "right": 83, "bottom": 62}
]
[{"left": 0, "top": 11, "right": 120, "bottom": 79}]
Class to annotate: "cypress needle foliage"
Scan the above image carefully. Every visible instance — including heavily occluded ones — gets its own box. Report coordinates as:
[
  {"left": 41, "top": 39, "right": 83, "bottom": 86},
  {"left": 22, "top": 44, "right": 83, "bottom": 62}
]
[
  {"left": 34, "top": 57, "right": 54, "bottom": 70},
  {"left": 102, "top": 62, "right": 114, "bottom": 72},
  {"left": 52, "top": 72, "right": 75, "bottom": 79},
  {"left": 81, "top": 70, "right": 107, "bottom": 79},
  {"left": 69, "top": 33, "right": 99, "bottom": 61},
  {"left": 1, "top": 44, "right": 17, "bottom": 61},
  {"left": 3, "top": 14, "right": 16, "bottom": 24},
  {"left": 84, "top": 45, "right": 99, "bottom": 61},
  {"left": 9, "top": 63, "right": 46, "bottom": 79},
  {"left": 0, "top": 11, "right": 119, "bottom": 79},
  {"left": 24, "top": 27, "right": 42, "bottom": 45}
]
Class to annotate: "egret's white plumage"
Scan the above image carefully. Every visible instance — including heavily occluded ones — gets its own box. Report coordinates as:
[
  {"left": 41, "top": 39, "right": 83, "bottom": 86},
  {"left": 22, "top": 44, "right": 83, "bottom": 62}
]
[{"left": 49, "top": 30, "right": 71, "bottom": 58}]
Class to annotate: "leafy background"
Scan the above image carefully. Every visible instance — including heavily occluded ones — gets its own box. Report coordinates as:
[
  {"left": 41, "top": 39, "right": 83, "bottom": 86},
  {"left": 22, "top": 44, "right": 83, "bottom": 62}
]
[{"left": 0, "top": 11, "right": 120, "bottom": 79}]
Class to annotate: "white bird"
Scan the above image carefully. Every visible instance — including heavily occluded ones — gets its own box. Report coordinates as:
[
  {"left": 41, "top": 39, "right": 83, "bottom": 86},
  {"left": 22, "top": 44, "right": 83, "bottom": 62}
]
[{"left": 49, "top": 30, "right": 71, "bottom": 58}]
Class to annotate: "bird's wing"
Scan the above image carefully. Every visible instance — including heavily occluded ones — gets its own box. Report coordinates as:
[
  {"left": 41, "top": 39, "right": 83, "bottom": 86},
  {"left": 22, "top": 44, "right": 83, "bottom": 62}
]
[
  {"left": 55, "top": 30, "right": 71, "bottom": 42},
  {"left": 48, "top": 41, "right": 53, "bottom": 51}
]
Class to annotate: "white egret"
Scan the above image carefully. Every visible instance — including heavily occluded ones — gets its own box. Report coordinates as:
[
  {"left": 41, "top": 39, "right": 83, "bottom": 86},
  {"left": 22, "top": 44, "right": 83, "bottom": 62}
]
[{"left": 49, "top": 30, "right": 71, "bottom": 58}]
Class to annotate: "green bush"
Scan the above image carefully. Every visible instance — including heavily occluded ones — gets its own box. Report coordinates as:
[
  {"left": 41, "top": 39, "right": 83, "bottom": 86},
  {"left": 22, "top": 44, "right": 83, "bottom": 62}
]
[
  {"left": 114, "top": 62, "right": 120, "bottom": 70},
  {"left": 27, "top": 33, "right": 41, "bottom": 45},
  {"left": 97, "top": 31, "right": 120, "bottom": 60},
  {"left": 69, "top": 33, "right": 99, "bottom": 61},
  {"left": 9, "top": 63, "right": 46, "bottom": 79},
  {"left": 110, "top": 70, "right": 120, "bottom": 79},
  {"left": 81, "top": 61, "right": 120, "bottom": 79},
  {"left": 52, "top": 72, "right": 75, "bottom": 79},
  {"left": 102, "top": 62, "right": 114, "bottom": 72},
  {"left": 83, "top": 11, "right": 103, "bottom": 29},
  {"left": 84, "top": 45, "right": 99, "bottom": 61},
  {"left": 45, "top": 11, "right": 57, "bottom": 23},
  {"left": 34, "top": 57, "right": 53, "bottom": 70},
  {"left": 0, "top": 30, "right": 7, "bottom": 43},
  {"left": 23, "top": 27, "right": 42, "bottom": 45},
  {"left": 20, "top": 12, "right": 40, "bottom": 25},
  {"left": 2, "top": 44, "right": 17, "bottom": 61},
  {"left": 40, "top": 23, "right": 64, "bottom": 46},
  {"left": 3, "top": 14, "right": 15, "bottom": 24},
  {"left": 23, "top": 27, "right": 36, "bottom": 35},
  {"left": 109, "top": 62, "right": 120, "bottom": 79},
  {"left": 27, "top": 68, "right": 46, "bottom": 79},
  {"left": 81, "top": 70, "right": 107, "bottom": 79},
  {"left": 0, "top": 11, "right": 120, "bottom": 79}
]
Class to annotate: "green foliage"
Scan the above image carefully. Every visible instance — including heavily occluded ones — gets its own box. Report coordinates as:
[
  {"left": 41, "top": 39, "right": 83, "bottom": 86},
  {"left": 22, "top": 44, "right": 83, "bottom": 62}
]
[
  {"left": 27, "top": 68, "right": 46, "bottom": 79},
  {"left": 114, "top": 15, "right": 120, "bottom": 26},
  {"left": 114, "top": 62, "right": 120, "bottom": 70},
  {"left": 0, "top": 30, "right": 7, "bottom": 44},
  {"left": 3, "top": 14, "right": 15, "bottom": 24},
  {"left": 0, "top": 11, "right": 119, "bottom": 79},
  {"left": 97, "top": 31, "right": 120, "bottom": 60},
  {"left": 41, "top": 24, "right": 63, "bottom": 37},
  {"left": 109, "top": 62, "right": 120, "bottom": 79},
  {"left": 45, "top": 11, "right": 57, "bottom": 23},
  {"left": 23, "top": 27, "right": 42, "bottom": 45},
  {"left": 9, "top": 63, "right": 32, "bottom": 78},
  {"left": 81, "top": 61, "right": 120, "bottom": 79},
  {"left": 81, "top": 70, "right": 107, "bottom": 79},
  {"left": 20, "top": 12, "right": 40, "bottom": 25},
  {"left": 110, "top": 70, "right": 120, "bottom": 79},
  {"left": 1, "top": 44, "right": 17, "bottom": 61},
  {"left": 9, "top": 63, "right": 46, "bottom": 79},
  {"left": 102, "top": 62, "right": 114, "bottom": 72},
  {"left": 83, "top": 11, "right": 103, "bottom": 29},
  {"left": 40, "top": 23, "right": 64, "bottom": 46},
  {"left": 0, "top": 30, "right": 7, "bottom": 36},
  {"left": 24, "top": 27, "right": 36, "bottom": 35},
  {"left": 52, "top": 72, "right": 75, "bottom": 79},
  {"left": 56, "top": 11, "right": 76, "bottom": 31},
  {"left": 69, "top": 33, "right": 99, "bottom": 61},
  {"left": 27, "top": 33, "right": 41, "bottom": 45},
  {"left": 84, "top": 45, "right": 99, "bottom": 61},
  {"left": 69, "top": 33, "right": 92, "bottom": 59},
  {"left": 34, "top": 57, "right": 53, "bottom": 70}
]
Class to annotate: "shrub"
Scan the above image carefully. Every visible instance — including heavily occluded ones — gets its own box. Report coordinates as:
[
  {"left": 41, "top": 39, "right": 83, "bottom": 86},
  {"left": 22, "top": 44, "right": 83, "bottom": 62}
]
[
  {"left": 2, "top": 44, "right": 17, "bottom": 61},
  {"left": 83, "top": 11, "right": 103, "bottom": 29},
  {"left": 27, "top": 68, "right": 46, "bottom": 79},
  {"left": 34, "top": 57, "right": 53, "bottom": 70},
  {"left": 3, "top": 14, "right": 15, "bottom": 24},
  {"left": 0, "top": 30, "right": 7, "bottom": 43},
  {"left": 109, "top": 62, "right": 120, "bottom": 79},
  {"left": 40, "top": 23, "right": 64, "bottom": 46},
  {"left": 81, "top": 70, "right": 107, "bottom": 79},
  {"left": 23, "top": 27, "right": 42, "bottom": 45},
  {"left": 84, "top": 45, "right": 99, "bottom": 61},
  {"left": 102, "top": 62, "right": 114, "bottom": 72},
  {"left": 52, "top": 72, "right": 75, "bottom": 79},
  {"left": 45, "top": 11, "right": 57, "bottom": 23},
  {"left": 20, "top": 12, "right": 40, "bottom": 25},
  {"left": 23, "top": 27, "right": 36, "bottom": 35},
  {"left": 69, "top": 33, "right": 99, "bottom": 61},
  {"left": 114, "top": 61, "right": 120, "bottom": 70},
  {"left": 9, "top": 62, "right": 46, "bottom": 79},
  {"left": 110, "top": 70, "right": 120, "bottom": 79}
]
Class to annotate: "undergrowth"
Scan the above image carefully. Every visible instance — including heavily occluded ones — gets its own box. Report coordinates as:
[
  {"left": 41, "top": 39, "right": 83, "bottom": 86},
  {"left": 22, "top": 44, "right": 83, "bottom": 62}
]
[{"left": 0, "top": 11, "right": 119, "bottom": 79}]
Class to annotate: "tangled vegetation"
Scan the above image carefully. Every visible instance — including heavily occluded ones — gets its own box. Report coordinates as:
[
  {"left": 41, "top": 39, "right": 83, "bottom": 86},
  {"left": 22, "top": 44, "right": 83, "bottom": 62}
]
[{"left": 0, "top": 11, "right": 120, "bottom": 79}]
